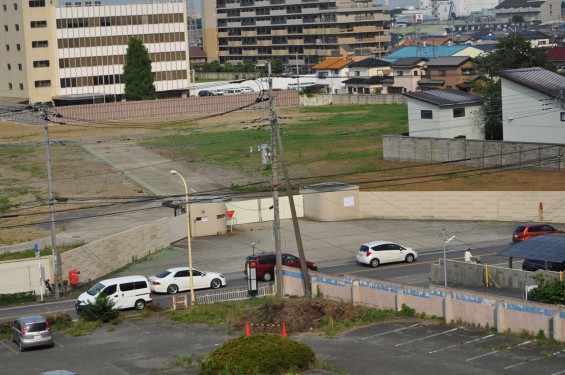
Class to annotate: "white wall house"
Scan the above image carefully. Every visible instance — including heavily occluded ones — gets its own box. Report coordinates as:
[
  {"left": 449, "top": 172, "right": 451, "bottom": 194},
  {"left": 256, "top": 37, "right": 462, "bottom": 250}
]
[
  {"left": 499, "top": 67, "right": 565, "bottom": 143},
  {"left": 343, "top": 58, "right": 392, "bottom": 94},
  {"left": 387, "top": 57, "right": 428, "bottom": 93},
  {"left": 404, "top": 89, "right": 484, "bottom": 139},
  {"left": 312, "top": 57, "right": 354, "bottom": 94}
]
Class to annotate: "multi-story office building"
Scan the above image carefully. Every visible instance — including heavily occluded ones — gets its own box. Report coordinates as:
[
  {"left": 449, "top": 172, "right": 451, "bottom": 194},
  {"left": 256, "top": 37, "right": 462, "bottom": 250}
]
[
  {"left": 201, "top": 0, "right": 390, "bottom": 73},
  {"left": 0, "top": 0, "right": 189, "bottom": 104}
]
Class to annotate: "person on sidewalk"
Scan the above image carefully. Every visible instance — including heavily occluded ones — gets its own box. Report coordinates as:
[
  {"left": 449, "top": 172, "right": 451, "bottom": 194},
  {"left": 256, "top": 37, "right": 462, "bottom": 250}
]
[{"left": 464, "top": 248, "right": 481, "bottom": 264}]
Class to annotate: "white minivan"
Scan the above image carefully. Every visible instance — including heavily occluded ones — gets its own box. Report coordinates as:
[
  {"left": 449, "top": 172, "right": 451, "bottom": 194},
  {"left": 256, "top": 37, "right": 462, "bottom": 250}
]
[{"left": 75, "top": 275, "right": 152, "bottom": 311}]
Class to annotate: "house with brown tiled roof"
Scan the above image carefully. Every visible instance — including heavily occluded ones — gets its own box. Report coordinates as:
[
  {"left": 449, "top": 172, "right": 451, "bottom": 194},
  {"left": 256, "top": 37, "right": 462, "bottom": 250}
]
[
  {"left": 546, "top": 47, "right": 565, "bottom": 68},
  {"left": 418, "top": 56, "right": 475, "bottom": 91},
  {"left": 189, "top": 46, "right": 207, "bottom": 66},
  {"left": 312, "top": 57, "right": 358, "bottom": 94}
]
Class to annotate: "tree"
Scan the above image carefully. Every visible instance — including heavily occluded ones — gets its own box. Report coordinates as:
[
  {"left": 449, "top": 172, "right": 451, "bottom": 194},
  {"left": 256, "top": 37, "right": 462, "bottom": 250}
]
[
  {"left": 473, "top": 33, "right": 554, "bottom": 140},
  {"left": 511, "top": 14, "right": 524, "bottom": 23},
  {"left": 123, "top": 37, "right": 156, "bottom": 100},
  {"left": 528, "top": 274, "right": 565, "bottom": 305}
]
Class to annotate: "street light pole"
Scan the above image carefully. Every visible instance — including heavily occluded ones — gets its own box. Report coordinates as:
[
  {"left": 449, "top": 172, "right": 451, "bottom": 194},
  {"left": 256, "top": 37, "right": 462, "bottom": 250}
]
[
  {"left": 442, "top": 229, "right": 455, "bottom": 287},
  {"left": 170, "top": 170, "right": 195, "bottom": 306}
]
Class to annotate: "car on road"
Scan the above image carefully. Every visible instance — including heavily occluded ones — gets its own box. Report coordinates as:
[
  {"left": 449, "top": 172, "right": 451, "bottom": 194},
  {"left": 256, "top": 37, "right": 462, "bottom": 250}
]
[
  {"left": 76, "top": 275, "right": 152, "bottom": 311},
  {"left": 148, "top": 267, "right": 226, "bottom": 294},
  {"left": 512, "top": 223, "right": 564, "bottom": 242},
  {"left": 211, "top": 88, "right": 225, "bottom": 95},
  {"left": 198, "top": 90, "right": 214, "bottom": 97},
  {"left": 11, "top": 315, "right": 54, "bottom": 352},
  {"left": 522, "top": 258, "right": 565, "bottom": 272},
  {"left": 356, "top": 241, "right": 418, "bottom": 267},
  {"left": 244, "top": 252, "right": 318, "bottom": 282}
]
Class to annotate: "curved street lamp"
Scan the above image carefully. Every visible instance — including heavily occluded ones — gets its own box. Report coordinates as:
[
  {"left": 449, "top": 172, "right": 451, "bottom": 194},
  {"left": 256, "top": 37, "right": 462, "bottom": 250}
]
[{"left": 170, "top": 170, "right": 195, "bottom": 306}]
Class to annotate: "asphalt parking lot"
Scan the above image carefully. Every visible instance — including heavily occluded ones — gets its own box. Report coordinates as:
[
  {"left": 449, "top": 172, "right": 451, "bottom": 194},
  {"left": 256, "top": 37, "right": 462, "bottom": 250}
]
[{"left": 2, "top": 315, "right": 564, "bottom": 375}]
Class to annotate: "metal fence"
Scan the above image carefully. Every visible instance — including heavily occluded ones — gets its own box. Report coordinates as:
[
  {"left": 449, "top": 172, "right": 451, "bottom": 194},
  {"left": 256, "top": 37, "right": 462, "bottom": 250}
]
[{"left": 196, "top": 284, "right": 277, "bottom": 305}]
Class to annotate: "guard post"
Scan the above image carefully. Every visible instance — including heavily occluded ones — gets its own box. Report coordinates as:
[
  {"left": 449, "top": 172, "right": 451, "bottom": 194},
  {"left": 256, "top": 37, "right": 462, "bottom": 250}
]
[{"left": 247, "top": 260, "right": 258, "bottom": 297}]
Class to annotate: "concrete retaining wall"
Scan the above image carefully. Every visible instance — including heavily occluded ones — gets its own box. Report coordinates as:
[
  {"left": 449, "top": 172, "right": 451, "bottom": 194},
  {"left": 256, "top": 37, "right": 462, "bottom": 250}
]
[
  {"left": 300, "top": 94, "right": 406, "bottom": 107},
  {"left": 0, "top": 257, "right": 52, "bottom": 294},
  {"left": 383, "top": 135, "right": 565, "bottom": 171},
  {"left": 283, "top": 266, "right": 565, "bottom": 340}
]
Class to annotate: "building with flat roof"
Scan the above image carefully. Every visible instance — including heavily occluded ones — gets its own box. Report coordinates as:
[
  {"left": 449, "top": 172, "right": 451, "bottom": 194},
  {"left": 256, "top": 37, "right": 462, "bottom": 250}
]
[
  {"left": 201, "top": 0, "right": 390, "bottom": 74},
  {"left": 0, "top": 0, "right": 189, "bottom": 104}
]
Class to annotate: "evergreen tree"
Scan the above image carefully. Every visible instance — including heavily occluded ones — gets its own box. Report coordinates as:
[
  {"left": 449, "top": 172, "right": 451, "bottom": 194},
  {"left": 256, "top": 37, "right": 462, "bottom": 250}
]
[{"left": 123, "top": 38, "right": 156, "bottom": 100}]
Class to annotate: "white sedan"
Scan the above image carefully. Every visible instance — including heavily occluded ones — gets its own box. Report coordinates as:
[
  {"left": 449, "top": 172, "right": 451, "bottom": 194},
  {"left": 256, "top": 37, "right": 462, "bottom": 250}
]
[
  {"left": 148, "top": 267, "right": 226, "bottom": 294},
  {"left": 356, "top": 241, "right": 418, "bottom": 267}
]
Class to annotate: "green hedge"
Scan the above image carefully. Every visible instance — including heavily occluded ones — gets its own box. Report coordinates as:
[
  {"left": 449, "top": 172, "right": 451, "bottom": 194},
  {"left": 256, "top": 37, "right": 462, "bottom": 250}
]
[{"left": 0, "top": 291, "right": 36, "bottom": 306}]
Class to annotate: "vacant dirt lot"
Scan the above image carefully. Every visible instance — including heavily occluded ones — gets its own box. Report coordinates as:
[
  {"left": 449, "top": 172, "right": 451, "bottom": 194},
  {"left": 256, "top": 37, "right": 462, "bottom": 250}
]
[{"left": 2, "top": 106, "right": 565, "bottom": 245}]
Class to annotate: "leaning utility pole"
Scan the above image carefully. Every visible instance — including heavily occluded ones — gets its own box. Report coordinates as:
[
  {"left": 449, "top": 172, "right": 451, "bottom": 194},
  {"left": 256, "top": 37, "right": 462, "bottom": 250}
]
[
  {"left": 41, "top": 106, "right": 61, "bottom": 300},
  {"left": 268, "top": 63, "right": 283, "bottom": 299}
]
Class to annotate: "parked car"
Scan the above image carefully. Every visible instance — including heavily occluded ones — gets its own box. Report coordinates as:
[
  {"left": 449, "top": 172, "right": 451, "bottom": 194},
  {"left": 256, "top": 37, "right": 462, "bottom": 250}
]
[
  {"left": 240, "top": 87, "right": 255, "bottom": 93},
  {"left": 244, "top": 252, "right": 318, "bottom": 282},
  {"left": 148, "top": 267, "right": 226, "bottom": 294},
  {"left": 224, "top": 88, "right": 242, "bottom": 95},
  {"left": 11, "top": 315, "right": 54, "bottom": 352},
  {"left": 356, "top": 241, "right": 418, "bottom": 267},
  {"left": 198, "top": 90, "right": 214, "bottom": 97},
  {"left": 522, "top": 258, "right": 565, "bottom": 272},
  {"left": 512, "top": 223, "right": 564, "bottom": 243},
  {"left": 76, "top": 275, "right": 152, "bottom": 311},
  {"left": 210, "top": 88, "right": 225, "bottom": 95}
]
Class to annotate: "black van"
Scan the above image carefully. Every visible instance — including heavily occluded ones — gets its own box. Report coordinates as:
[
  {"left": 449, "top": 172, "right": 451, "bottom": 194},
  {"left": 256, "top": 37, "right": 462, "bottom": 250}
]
[{"left": 522, "top": 258, "right": 565, "bottom": 272}]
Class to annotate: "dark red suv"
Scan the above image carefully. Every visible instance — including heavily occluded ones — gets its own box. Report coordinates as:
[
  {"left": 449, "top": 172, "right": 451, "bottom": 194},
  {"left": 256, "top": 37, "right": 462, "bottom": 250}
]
[
  {"left": 244, "top": 252, "right": 317, "bottom": 281},
  {"left": 512, "top": 223, "right": 564, "bottom": 243}
]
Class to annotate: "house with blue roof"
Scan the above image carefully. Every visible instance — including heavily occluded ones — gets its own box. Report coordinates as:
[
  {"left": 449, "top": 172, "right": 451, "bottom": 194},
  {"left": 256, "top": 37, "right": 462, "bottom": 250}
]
[{"left": 383, "top": 45, "right": 485, "bottom": 62}]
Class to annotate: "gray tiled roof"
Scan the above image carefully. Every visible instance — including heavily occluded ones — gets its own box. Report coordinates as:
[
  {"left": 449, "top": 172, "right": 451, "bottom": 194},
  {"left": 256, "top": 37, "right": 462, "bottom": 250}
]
[
  {"left": 498, "top": 67, "right": 565, "bottom": 99},
  {"left": 391, "top": 57, "right": 429, "bottom": 67},
  {"left": 495, "top": 0, "right": 544, "bottom": 9},
  {"left": 348, "top": 58, "right": 390, "bottom": 67},
  {"left": 403, "top": 89, "right": 483, "bottom": 107},
  {"left": 426, "top": 56, "right": 472, "bottom": 67}
]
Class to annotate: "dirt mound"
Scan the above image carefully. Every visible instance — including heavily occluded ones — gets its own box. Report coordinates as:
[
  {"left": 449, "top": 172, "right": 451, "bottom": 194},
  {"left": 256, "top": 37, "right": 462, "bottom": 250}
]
[{"left": 243, "top": 298, "right": 368, "bottom": 333}]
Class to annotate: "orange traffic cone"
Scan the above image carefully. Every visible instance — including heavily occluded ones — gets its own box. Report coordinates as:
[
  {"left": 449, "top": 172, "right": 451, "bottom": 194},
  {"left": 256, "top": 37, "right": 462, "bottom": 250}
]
[
  {"left": 245, "top": 321, "right": 251, "bottom": 336},
  {"left": 281, "top": 322, "right": 287, "bottom": 337}
]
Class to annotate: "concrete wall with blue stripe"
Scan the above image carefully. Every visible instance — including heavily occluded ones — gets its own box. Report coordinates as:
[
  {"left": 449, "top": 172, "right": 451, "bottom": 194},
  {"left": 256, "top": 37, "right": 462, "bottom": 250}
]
[{"left": 283, "top": 267, "right": 565, "bottom": 340}]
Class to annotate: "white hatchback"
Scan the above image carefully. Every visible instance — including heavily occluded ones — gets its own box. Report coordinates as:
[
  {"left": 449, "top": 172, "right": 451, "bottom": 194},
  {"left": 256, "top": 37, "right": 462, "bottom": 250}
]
[
  {"left": 356, "top": 241, "right": 418, "bottom": 267},
  {"left": 148, "top": 267, "right": 226, "bottom": 294}
]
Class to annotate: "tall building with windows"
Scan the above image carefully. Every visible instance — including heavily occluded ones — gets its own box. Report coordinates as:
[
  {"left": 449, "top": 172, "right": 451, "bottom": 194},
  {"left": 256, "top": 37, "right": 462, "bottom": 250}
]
[
  {"left": 0, "top": 0, "right": 189, "bottom": 104},
  {"left": 201, "top": 0, "right": 390, "bottom": 73}
]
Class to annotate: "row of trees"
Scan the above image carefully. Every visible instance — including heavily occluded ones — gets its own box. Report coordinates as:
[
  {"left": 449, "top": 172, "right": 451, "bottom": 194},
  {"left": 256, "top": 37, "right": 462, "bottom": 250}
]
[{"left": 198, "top": 59, "right": 284, "bottom": 74}]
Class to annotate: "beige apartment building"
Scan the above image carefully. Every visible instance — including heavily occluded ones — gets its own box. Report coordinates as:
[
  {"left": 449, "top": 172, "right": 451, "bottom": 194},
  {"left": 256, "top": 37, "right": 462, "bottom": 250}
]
[
  {"left": 0, "top": 0, "right": 189, "bottom": 104},
  {"left": 201, "top": 0, "right": 390, "bottom": 73}
]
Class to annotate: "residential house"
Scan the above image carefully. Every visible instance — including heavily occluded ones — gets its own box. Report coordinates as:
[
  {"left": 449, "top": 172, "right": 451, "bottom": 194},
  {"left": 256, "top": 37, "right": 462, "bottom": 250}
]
[
  {"left": 494, "top": 0, "right": 561, "bottom": 23},
  {"left": 546, "top": 47, "right": 565, "bottom": 68},
  {"left": 189, "top": 47, "right": 207, "bottom": 66},
  {"left": 311, "top": 57, "right": 355, "bottom": 94},
  {"left": 342, "top": 58, "right": 391, "bottom": 94},
  {"left": 519, "top": 31, "right": 556, "bottom": 48},
  {"left": 383, "top": 45, "right": 485, "bottom": 63},
  {"left": 499, "top": 67, "right": 565, "bottom": 143},
  {"left": 403, "top": 89, "right": 484, "bottom": 140},
  {"left": 385, "top": 57, "right": 428, "bottom": 94},
  {"left": 418, "top": 56, "right": 475, "bottom": 91}
]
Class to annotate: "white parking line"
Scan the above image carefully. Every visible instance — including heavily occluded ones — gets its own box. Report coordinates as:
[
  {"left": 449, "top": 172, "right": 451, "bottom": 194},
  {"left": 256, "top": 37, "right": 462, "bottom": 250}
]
[
  {"left": 505, "top": 348, "right": 565, "bottom": 369},
  {"left": 0, "top": 340, "right": 19, "bottom": 355},
  {"left": 394, "top": 327, "right": 459, "bottom": 347},
  {"left": 466, "top": 340, "right": 531, "bottom": 361},
  {"left": 126, "top": 322, "right": 151, "bottom": 335},
  {"left": 361, "top": 323, "right": 421, "bottom": 340},
  {"left": 105, "top": 362, "right": 130, "bottom": 374},
  {"left": 429, "top": 333, "right": 494, "bottom": 354},
  {"left": 53, "top": 339, "right": 64, "bottom": 348},
  {"left": 551, "top": 369, "right": 565, "bottom": 375}
]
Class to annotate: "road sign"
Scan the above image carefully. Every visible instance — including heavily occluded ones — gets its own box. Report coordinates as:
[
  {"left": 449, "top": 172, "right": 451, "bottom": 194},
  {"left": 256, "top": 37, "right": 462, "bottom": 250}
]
[
  {"left": 226, "top": 210, "right": 235, "bottom": 219},
  {"left": 34, "top": 243, "right": 40, "bottom": 259}
]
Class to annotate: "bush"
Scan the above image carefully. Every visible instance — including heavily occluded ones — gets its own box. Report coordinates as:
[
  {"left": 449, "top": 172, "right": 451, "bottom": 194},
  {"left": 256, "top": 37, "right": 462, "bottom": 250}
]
[
  {"left": 199, "top": 333, "right": 316, "bottom": 375},
  {"left": 47, "top": 314, "right": 73, "bottom": 331},
  {"left": 79, "top": 294, "right": 120, "bottom": 323}
]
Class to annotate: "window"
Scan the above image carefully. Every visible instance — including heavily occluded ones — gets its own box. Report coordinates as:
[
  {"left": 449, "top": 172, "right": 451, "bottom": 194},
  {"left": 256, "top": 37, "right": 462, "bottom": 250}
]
[
  {"left": 13, "top": 3, "right": 17, "bottom": 10},
  {"left": 7, "top": 63, "right": 11, "bottom": 70},
  {"left": 355, "top": 71, "right": 360, "bottom": 76},
  {"left": 2, "top": 4, "right": 7, "bottom": 11},
  {"left": 29, "top": 0, "right": 46, "bottom": 6},
  {"left": 19, "top": 83, "right": 23, "bottom": 90},
  {"left": 119, "top": 282, "right": 134, "bottom": 292},
  {"left": 8, "top": 83, "right": 12, "bottom": 90},
  {"left": 33, "top": 60, "right": 49, "bottom": 67},
  {"left": 3, "top": 25, "right": 7, "bottom": 31},
  {"left": 31, "top": 20, "right": 47, "bottom": 28},
  {"left": 437, "top": 70, "right": 446, "bottom": 76},
  {"left": 34, "top": 80, "right": 51, "bottom": 87},
  {"left": 561, "top": 112, "right": 565, "bottom": 121},
  {"left": 18, "top": 64, "right": 22, "bottom": 70},
  {"left": 14, "top": 24, "right": 19, "bottom": 31},
  {"left": 413, "top": 70, "right": 419, "bottom": 76},
  {"left": 5, "top": 44, "right": 9, "bottom": 51},
  {"left": 397, "top": 71, "right": 404, "bottom": 76},
  {"left": 421, "top": 110, "right": 433, "bottom": 119},
  {"left": 16, "top": 44, "right": 20, "bottom": 51},
  {"left": 32, "top": 40, "right": 48, "bottom": 48},
  {"left": 453, "top": 107, "right": 465, "bottom": 118},
  {"left": 102, "top": 284, "right": 117, "bottom": 295}
]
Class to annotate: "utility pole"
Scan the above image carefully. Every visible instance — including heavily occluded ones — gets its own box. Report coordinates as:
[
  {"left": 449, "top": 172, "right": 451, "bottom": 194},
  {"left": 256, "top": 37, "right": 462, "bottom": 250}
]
[
  {"left": 268, "top": 63, "right": 283, "bottom": 299},
  {"left": 41, "top": 106, "right": 60, "bottom": 300}
]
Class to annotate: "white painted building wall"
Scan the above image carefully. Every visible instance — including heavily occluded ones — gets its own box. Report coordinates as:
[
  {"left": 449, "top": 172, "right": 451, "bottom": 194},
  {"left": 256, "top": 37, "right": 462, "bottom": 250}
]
[{"left": 501, "top": 78, "right": 565, "bottom": 143}]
